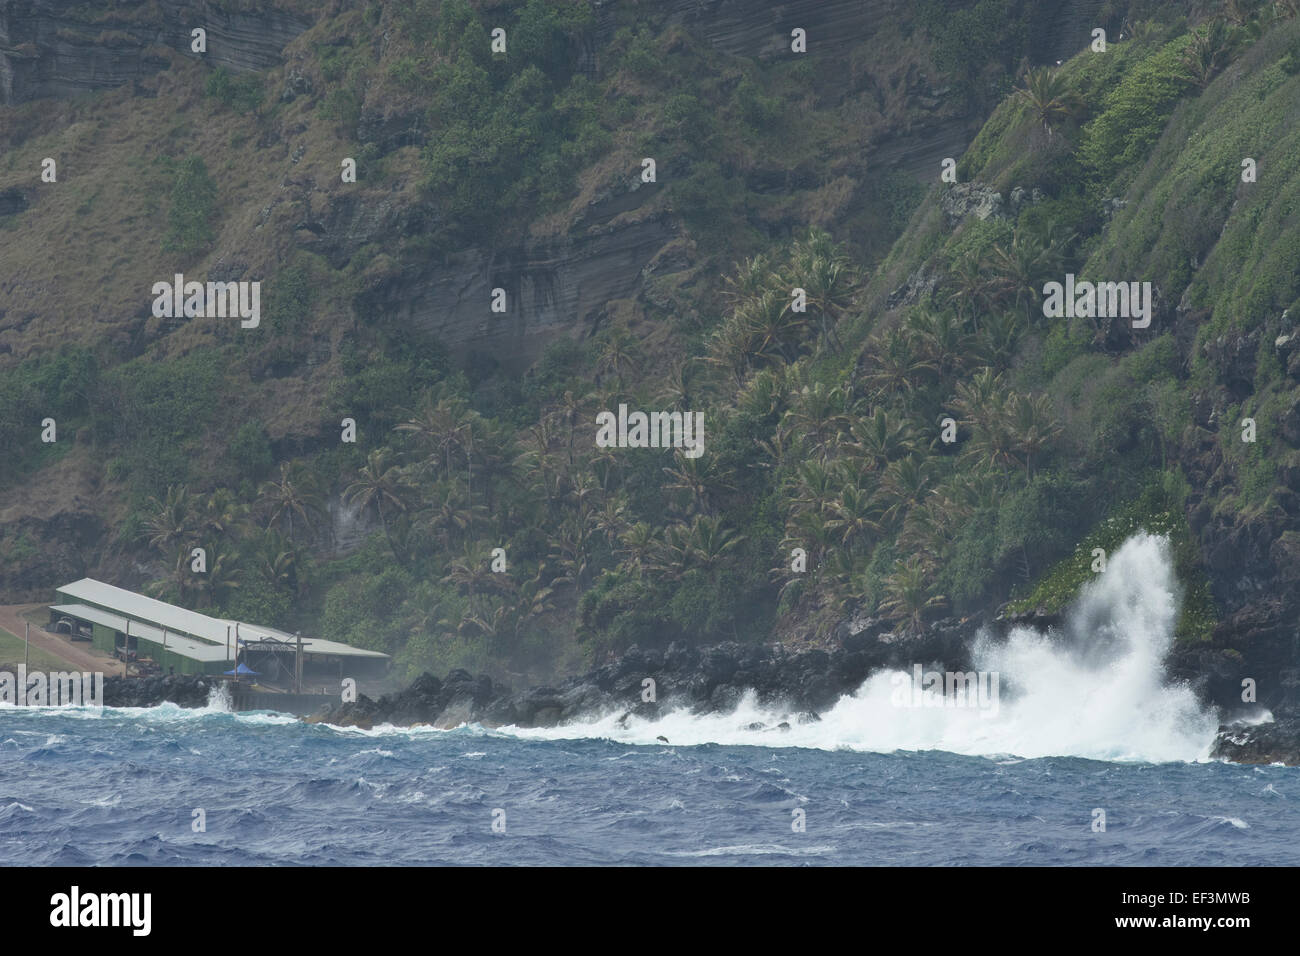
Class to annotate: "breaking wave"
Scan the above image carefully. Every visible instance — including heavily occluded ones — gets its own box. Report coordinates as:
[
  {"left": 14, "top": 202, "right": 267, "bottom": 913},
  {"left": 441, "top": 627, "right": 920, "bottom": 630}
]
[{"left": 506, "top": 533, "right": 1220, "bottom": 763}]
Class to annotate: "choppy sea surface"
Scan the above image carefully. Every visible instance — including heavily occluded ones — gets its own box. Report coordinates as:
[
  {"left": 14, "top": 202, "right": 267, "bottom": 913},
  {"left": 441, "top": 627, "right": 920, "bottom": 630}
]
[
  {"left": 0, "top": 700, "right": 1296, "bottom": 866},
  {"left": 3, "top": 533, "right": 1296, "bottom": 866}
]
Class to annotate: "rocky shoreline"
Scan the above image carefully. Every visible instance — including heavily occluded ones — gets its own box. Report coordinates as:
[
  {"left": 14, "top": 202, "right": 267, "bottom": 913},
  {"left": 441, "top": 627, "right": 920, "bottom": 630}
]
[
  {"left": 94, "top": 612, "right": 1300, "bottom": 766},
  {"left": 304, "top": 614, "right": 981, "bottom": 731}
]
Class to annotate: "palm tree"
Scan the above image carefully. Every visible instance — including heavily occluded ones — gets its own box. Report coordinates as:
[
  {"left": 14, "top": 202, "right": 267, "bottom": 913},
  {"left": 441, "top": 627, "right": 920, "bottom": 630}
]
[
  {"left": 898, "top": 497, "right": 957, "bottom": 569},
  {"left": 984, "top": 226, "right": 1070, "bottom": 322},
  {"left": 196, "top": 487, "right": 249, "bottom": 538},
  {"left": 515, "top": 421, "right": 565, "bottom": 510},
  {"left": 1005, "top": 391, "right": 1062, "bottom": 478},
  {"left": 906, "top": 310, "right": 972, "bottom": 382},
  {"left": 460, "top": 600, "right": 514, "bottom": 644},
  {"left": 1181, "top": 19, "right": 1243, "bottom": 89},
  {"left": 662, "top": 451, "right": 733, "bottom": 516},
  {"left": 1014, "top": 66, "right": 1086, "bottom": 137},
  {"left": 782, "top": 382, "right": 851, "bottom": 463},
  {"left": 443, "top": 541, "right": 516, "bottom": 599},
  {"left": 259, "top": 461, "right": 325, "bottom": 541},
  {"left": 593, "top": 496, "right": 629, "bottom": 544},
  {"left": 945, "top": 254, "right": 997, "bottom": 329},
  {"left": 412, "top": 484, "right": 481, "bottom": 551},
  {"left": 789, "top": 459, "right": 839, "bottom": 517},
  {"left": 471, "top": 419, "right": 517, "bottom": 515},
  {"left": 845, "top": 407, "right": 918, "bottom": 472},
  {"left": 703, "top": 316, "right": 757, "bottom": 390},
  {"left": 617, "top": 522, "right": 660, "bottom": 573},
  {"left": 147, "top": 543, "right": 194, "bottom": 607},
  {"left": 402, "top": 581, "right": 444, "bottom": 642},
  {"left": 550, "top": 511, "right": 598, "bottom": 594},
  {"left": 546, "top": 390, "right": 592, "bottom": 466},
  {"left": 140, "top": 485, "right": 195, "bottom": 554},
  {"left": 786, "top": 227, "right": 858, "bottom": 350},
  {"left": 879, "top": 556, "right": 946, "bottom": 635},
  {"left": 513, "top": 572, "right": 560, "bottom": 638},
  {"left": 395, "top": 393, "right": 470, "bottom": 479},
  {"left": 780, "top": 509, "right": 835, "bottom": 572},
  {"left": 646, "top": 522, "right": 692, "bottom": 582},
  {"left": 343, "top": 448, "right": 413, "bottom": 563},
  {"left": 878, "top": 454, "right": 937, "bottom": 529},
  {"left": 746, "top": 288, "right": 811, "bottom": 366},
  {"left": 860, "top": 326, "right": 935, "bottom": 401},
  {"left": 655, "top": 359, "right": 712, "bottom": 414},
  {"left": 683, "top": 514, "right": 746, "bottom": 572},
  {"left": 596, "top": 331, "right": 640, "bottom": 389},
  {"left": 971, "top": 310, "right": 1023, "bottom": 371},
  {"left": 723, "top": 252, "right": 776, "bottom": 304},
  {"left": 251, "top": 529, "right": 301, "bottom": 595},
  {"left": 192, "top": 539, "right": 242, "bottom": 609},
  {"left": 825, "top": 481, "right": 882, "bottom": 556}
]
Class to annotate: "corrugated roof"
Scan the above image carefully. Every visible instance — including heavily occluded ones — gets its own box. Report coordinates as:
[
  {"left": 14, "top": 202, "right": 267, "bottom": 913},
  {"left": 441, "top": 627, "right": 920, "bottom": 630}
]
[
  {"left": 50, "top": 604, "right": 228, "bottom": 661},
  {"left": 54, "top": 579, "right": 389, "bottom": 661}
]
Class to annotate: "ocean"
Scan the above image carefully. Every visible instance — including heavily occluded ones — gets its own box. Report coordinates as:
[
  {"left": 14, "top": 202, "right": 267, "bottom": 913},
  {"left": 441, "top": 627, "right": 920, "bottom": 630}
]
[
  {"left": 2, "top": 533, "right": 1296, "bottom": 867},
  {"left": 0, "top": 696, "right": 1295, "bottom": 866}
]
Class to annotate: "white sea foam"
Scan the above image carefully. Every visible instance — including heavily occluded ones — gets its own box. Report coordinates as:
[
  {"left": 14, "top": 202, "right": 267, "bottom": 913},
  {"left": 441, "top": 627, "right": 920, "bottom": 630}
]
[
  {"left": 503, "top": 534, "right": 1220, "bottom": 763},
  {"left": 22, "top": 534, "right": 1220, "bottom": 764}
]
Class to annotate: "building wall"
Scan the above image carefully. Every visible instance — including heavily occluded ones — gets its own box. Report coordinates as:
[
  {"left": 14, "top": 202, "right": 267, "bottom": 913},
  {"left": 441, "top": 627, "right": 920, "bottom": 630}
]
[
  {"left": 91, "top": 622, "right": 116, "bottom": 655},
  {"left": 134, "top": 635, "right": 225, "bottom": 676}
]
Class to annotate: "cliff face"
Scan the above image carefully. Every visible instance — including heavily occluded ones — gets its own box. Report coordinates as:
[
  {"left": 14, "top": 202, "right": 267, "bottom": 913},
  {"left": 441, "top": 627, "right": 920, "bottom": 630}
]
[
  {"left": 354, "top": 208, "right": 677, "bottom": 370},
  {"left": 1, "top": 0, "right": 1132, "bottom": 371},
  {"left": 0, "top": 0, "right": 311, "bottom": 104}
]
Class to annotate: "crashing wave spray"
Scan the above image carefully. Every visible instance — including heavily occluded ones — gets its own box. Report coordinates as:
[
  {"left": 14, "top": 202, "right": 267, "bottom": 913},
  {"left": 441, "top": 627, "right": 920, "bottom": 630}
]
[
  {"left": 205, "top": 681, "right": 234, "bottom": 713},
  {"left": 510, "top": 533, "right": 1220, "bottom": 762}
]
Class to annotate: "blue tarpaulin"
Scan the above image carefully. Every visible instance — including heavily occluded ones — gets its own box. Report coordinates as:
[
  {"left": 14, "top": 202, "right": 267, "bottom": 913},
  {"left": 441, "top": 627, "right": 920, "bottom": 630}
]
[{"left": 223, "top": 663, "right": 260, "bottom": 676}]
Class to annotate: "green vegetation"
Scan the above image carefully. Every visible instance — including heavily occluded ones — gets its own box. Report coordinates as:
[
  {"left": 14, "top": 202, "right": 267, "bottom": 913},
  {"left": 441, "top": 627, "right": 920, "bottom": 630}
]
[
  {"left": 1007, "top": 474, "right": 1216, "bottom": 643},
  {"left": 162, "top": 156, "right": 218, "bottom": 255},
  {"left": 7, "top": 0, "right": 1300, "bottom": 684},
  {"left": 0, "top": 347, "right": 96, "bottom": 485},
  {"left": 205, "top": 67, "right": 264, "bottom": 114}
]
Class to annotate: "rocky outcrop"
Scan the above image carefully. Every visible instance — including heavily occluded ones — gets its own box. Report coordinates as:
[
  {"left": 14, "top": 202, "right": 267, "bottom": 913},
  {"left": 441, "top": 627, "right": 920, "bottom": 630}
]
[
  {"left": 940, "top": 181, "right": 1005, "bottom": 223},
  {"left": 0, "top": 0, "right": 312, "bottom": 105},
  {"left": 308, "top": 618, "right": 986, "bottom": 731},
  {"left": 1211, "top": 716, "right": 1300, "bottom": 766},
  {"left": 354, "top": 208, "right": 677, "bottom": 371},
  {"left": 102, "top": 674, "right": 213, "bottom": 709},
  {"left": 0, "top": 510, "right": 106, "bottom": 603}
]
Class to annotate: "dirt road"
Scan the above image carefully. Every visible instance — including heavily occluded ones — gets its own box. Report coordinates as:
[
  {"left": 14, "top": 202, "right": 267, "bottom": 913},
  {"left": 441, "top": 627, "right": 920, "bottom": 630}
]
[{"left": 0, "top": 604, "right": 126, "bottom": 675}]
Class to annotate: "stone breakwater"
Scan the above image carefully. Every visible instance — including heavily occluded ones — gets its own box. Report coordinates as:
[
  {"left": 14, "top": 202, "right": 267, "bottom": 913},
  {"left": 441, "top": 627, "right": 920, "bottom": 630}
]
[{"left": 101, "top": 674, "right": 214, "bottom": 709}]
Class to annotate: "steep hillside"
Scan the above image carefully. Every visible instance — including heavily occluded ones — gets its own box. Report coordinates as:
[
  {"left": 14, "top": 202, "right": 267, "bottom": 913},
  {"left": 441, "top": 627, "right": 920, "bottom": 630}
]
[{"left": 8, "top": 0, "right": 1295, "bottom": 708}]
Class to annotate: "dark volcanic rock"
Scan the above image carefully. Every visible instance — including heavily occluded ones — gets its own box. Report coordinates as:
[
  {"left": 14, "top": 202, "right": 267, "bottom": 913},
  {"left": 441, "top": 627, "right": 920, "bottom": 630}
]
[
  {"left": 1211, "top": 717, "right": 1300, "bottom": 766},
  {"left": 0, "top": 0, "right": 313, "bottom": 106},
  {"left": 102, "top": 675, "right": 212, "bottom": 709},
  {"left": 307, "top": 617, "right": 989, "bottom": 731}
]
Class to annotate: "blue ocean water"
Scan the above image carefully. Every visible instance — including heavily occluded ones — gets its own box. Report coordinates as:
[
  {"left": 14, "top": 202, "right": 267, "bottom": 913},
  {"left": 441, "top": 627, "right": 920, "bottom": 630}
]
[
  {"left": 1, "top": 702, "right": 1297, "bottom": 866},
  {"left": 4, "top": 537, "right": 1293, "bottom": 867}
]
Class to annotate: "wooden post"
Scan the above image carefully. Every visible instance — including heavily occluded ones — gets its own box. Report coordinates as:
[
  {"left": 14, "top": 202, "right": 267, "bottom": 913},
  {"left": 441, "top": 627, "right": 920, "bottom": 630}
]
[
  {"left": 24, "top": 621, "right": 29, "bottom": 671},
  {"left": 295, "top": 632, "right": 303, "bottom": 695}
]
